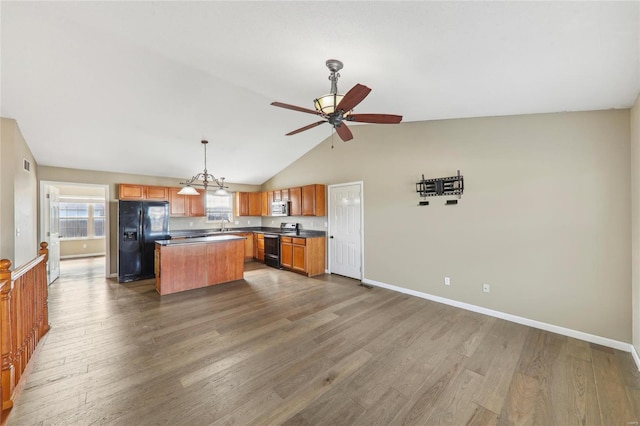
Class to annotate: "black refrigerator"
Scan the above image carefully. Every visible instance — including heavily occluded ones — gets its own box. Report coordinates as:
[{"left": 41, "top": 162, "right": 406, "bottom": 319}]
[{"left": 118, "top": 200, "right": 170, "bottom": 282}]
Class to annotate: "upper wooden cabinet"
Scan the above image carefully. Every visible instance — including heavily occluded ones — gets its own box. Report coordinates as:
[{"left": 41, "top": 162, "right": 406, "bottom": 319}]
[
  {"left": 301, "top": 184, "right": 326, "bottom": 216},
  {"left": 119, "top": 184, "right": 169, "bottom": 201},
  {"left": 145, "top": 186, "right": 169, "bottom": 201},
  {"left": 289, "top": 187, "right": 302, "bottom": 216},
  {"left": 235, "top": 192, "right": 262, "bottom": 217},
  {"left": 169, "top": 187, "right": 205, "bottom": 217},
  {"left": 261, "top": 192, "right": 270, "bottom": 216},
  {"left": 119, "top": 184, "right": 145, "bottom": 200}
]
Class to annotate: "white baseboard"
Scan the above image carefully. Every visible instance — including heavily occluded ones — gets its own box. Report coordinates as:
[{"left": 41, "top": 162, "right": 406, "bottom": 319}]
[
  {"left": 632, "top": 345, "right": 640, "bottom": 371},
  {"left": 362, "top": 277, "right": 635, "bottom": 356}
]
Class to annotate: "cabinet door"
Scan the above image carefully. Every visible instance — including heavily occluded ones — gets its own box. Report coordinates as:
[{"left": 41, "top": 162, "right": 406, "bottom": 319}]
[
  {"left": 301, "top": 184, "right": 326, "bottom": 216},
  {"left": 280, "top": 238, "right": 293, "bottom": 269},
  {"left": 281, "top": 188, "right": 290, "bottom": 201},
  {"left": 189, "top": 189, "right": 205, "bottom": 217},
  {"left": 292, "top": 244, "right": 306, "bottom": 273},
  {"left": 169, "top": 188, "right": 187, "bottom": 216},
  {"left": 235, "top": 192, "right": 249, "bottom": 216},
  {"left": 244, "top": 233, "right": 254, "bottom": 259},
  {"left": 273, "top": 190, "right": 282, "bottom": 202},
  {"left": 145, "top": 186, "right": 169, "bottom": 201},
  {"left": 267, "top": 192, "right": 274, "bottom": 216},
  {"left": 248, "top": 192, "right": 262, "bottom": 216},
  {"left": 261, "top": 192, "right": 269, "bottom": 217},
  {"left": 119, "top": 184, "right": 145, "bottom": 200},
  {"left": 255, "top": 233, "right": 265, "bottom": 261},
  {"left": 289, "top": 187, "right": 302, "bottom": 216}
]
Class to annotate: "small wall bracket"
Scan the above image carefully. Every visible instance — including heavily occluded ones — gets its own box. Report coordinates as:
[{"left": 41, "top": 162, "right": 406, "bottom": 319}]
[{"left": 416, "top": 170, "right": 464, "bottom": 203}]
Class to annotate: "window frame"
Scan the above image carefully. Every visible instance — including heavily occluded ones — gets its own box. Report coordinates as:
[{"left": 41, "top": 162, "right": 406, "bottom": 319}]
[
  {"left": 58, "top": 197, "right": 106, "bottom": 240},
  {"left": 205, "top": 191, "right": 234, "bottom": 224}
]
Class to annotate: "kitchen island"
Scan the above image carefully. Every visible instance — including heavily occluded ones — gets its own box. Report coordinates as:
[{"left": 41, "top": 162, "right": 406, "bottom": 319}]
[{"left": 155, "top": 235, "right": 245, "bottom": 295}]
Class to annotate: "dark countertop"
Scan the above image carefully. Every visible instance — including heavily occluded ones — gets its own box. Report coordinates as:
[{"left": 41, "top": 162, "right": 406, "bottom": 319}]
[
  {"left": 156, "top": 234, "right": 246, "bottom": 246},
  {"left": 169, "top": 227, "right": 326, "bottom": 239}
]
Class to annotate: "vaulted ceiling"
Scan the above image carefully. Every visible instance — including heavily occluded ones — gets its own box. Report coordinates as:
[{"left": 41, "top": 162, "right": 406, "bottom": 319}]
[{"left": 2, "top": 2, "right": 638, "bottom": 185}]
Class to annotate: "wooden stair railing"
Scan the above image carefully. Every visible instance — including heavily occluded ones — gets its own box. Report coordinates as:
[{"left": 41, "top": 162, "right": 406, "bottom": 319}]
[{"left": 0, "top": 242, "right": 50, "bottom": 418}]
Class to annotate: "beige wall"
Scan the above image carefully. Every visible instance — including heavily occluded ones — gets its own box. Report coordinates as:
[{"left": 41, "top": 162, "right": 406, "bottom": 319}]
[
  {"left": 0, "top": 118, "right": 38, "bottom": 268},
  {"left": 265, "top": 110, "right": 632, "bottom": 343},
  {"left": 38, "top": 166, "right": 261, "bottom": 276},
  {"left": 632, "top": 93, "right": 640, "bottom": 355}
]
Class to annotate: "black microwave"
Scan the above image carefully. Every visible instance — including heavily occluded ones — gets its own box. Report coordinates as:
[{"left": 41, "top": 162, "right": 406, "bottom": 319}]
[{"left": 271, "top": 201, "right": 289, "bottom": 216}]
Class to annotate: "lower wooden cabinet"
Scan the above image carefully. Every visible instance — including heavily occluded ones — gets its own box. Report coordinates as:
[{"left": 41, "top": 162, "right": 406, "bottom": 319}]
[
  {"left": 253, "top": 233, "right": 264, "bottom": 261},
  {"left": 280, "top": 236, "right": 325, "bottom": 276},
  {"left": 230, "top": 232, "right": 254, "bottom": 260},
  {"left": 281, "top": 238, "right": 293, "bottom": 268}
]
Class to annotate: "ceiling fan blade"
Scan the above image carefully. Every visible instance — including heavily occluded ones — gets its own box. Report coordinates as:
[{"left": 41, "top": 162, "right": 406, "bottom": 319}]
[
  {"left": 346, "top": 114, "right": 403, "bottom": 124},
  {"left": 336, "top": 84, "right": 371, "bottom": 113},
  {"left": 271, "top": 101, "right": 321, "bottom": 116},
  {"left": 335, "top": 122, "right": 353, "bottom": 141},
  {"left": 285, "top": 120, "right": 326, "bottom": 136}
]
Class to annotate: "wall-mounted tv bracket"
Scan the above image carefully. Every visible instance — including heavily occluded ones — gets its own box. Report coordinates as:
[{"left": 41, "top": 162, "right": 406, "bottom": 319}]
[{"left": 416, "top": 170, "right": 464, "bottom": 205}]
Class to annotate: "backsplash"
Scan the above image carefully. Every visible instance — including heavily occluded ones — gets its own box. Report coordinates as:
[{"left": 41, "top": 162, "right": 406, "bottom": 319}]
[{"left": 169, "top": 215, "right": 327, "bottom": 231}]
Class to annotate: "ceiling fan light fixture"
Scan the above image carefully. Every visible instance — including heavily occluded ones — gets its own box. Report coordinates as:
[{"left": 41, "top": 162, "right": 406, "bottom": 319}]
[{"left": 314, "top": 93, "right": 344, "bottom": 115}]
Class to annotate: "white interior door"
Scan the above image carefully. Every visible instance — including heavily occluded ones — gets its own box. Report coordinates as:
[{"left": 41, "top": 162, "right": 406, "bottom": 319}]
[
  {"left": 45, "top": 185, "right": 61, "bottom": 284},
  {"left": 329, "top": 182, "right": 363, "bottom": 280}
]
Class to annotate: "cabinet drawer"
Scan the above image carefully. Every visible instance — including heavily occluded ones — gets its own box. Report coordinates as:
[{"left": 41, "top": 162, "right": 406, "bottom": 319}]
[
  {"left": 281, "top": 236, "right": 292, "bottom": 243},
  {"left": 292, "top": 238, "right": 306, "bottom": 245}
]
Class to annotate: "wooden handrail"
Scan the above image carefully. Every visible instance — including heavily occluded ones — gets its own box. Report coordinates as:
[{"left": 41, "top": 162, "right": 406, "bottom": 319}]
[{"left": 0, "top": 243, "right": 50, "bottom": 420}]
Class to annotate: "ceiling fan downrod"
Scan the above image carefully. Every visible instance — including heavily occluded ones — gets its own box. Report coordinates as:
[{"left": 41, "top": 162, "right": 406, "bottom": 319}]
[{"left": 325, "top": 59, "right": 343, "bottom": 95}]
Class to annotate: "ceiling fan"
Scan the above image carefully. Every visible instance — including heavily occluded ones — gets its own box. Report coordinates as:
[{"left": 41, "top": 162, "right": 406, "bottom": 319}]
[{"left": 271, "top": 59, "right": 403, "bottom": 142}]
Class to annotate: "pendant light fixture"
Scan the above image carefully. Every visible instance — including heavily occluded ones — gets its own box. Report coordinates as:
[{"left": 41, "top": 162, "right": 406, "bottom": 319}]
[{"left": 178, "top": 140, "right": 228, "bottom": 196}]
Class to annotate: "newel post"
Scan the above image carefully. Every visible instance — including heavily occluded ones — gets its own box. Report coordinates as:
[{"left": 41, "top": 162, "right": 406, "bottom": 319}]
[
  {"left": 39, "top": 242, "right": 48, "bottom": 263},
  {"left": 38, "top": 242, "right": 51, "bottom": 336},
  {"left": 0, "top": 259, "right": 15, "bottom": 411}
]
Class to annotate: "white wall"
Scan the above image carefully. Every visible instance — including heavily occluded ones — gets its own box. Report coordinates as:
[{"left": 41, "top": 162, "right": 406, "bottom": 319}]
[
  {"left": 632, "top": 93, "right": 640, "bottom": 355},
  {"left": 0, "top": 118, "right": 38, "bottom": 267},
  {"left": 265, "top": 110, "right": 632, "bottom": 343}
]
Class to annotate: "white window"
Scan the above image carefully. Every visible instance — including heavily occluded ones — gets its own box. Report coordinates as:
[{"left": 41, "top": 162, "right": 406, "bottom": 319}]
[
  {"left": 59, "top": 197, "right": 105, "bottom": 239},
  {"left": 206, "top": 191, "right": 233, "bottom": 222}
]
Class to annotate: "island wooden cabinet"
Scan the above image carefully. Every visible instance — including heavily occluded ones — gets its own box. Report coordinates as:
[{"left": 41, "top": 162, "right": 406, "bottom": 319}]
[
  {"left": 280, "top": 236, "right": 325, "bottom": 276},
  {"left": 155, "top": 236, "right": 244, "bottom": 295},
  {"left": 119, "top": 184, "right": 169, "bottom": 201},
  {"left": 169, "top": 187, "right": 205, "bottom": 217},
  {"left": 235, "top": 192, "right": 262, "bottom": 216}
]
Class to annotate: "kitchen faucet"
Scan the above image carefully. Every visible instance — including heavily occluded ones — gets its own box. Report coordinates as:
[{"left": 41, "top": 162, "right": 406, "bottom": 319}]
[{"left": 220, "top": 218, "right": 230, "bottom": 232}]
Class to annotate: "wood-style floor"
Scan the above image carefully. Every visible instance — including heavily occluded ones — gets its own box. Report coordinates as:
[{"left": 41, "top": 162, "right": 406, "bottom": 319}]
[{"left": 6, "top": 257, "right": 640, "bottom": 425}]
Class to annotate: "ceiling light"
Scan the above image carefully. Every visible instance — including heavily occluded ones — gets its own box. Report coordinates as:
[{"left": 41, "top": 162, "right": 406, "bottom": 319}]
[
  {"left": 313, "top": 59, "right": 350, "bottom": 116},
  {"left": 178, "top": 140, "right": 228, "bottom": 195}
]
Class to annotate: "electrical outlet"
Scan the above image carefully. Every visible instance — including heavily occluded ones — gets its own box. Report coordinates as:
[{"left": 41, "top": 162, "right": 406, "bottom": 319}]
[
  {"left": 189, "top": 221, "right": 194, "bottom": 227},
  {"left": 311, "top": 221, "right": 314, "bottom": 227},
  {"left": 444, "top": 277, "right": 450, "bottom": 286},
  {"left": 248, "top": 220, "right": 251, "bottom": 225},
  {"left": 483, "top": 283, "right": 490, "bottom": 293}
]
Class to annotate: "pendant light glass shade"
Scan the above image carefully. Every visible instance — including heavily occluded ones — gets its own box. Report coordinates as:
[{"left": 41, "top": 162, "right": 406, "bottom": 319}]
[{"left": 177, "top": 185, "right": 199, "bottom": 196}]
